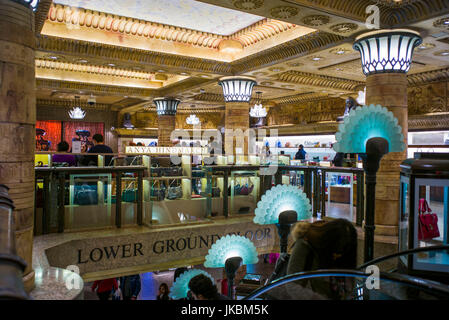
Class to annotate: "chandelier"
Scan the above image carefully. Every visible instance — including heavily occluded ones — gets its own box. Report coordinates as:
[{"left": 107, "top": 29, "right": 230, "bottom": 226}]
[
  {"left": 186, "top": 114, "right": 200, "bottom": 125},
  {"left": 153, "top": 97, "right": 181, "bottom": 116},
  {"left": 353, "top": 29, "right": 422, "bottom": 76},
  {"left": 249, "top": 91, "right": 267, "bottom": 118},
  {"left": 218, "top": 76, "right": 257, "bottom": 102},
  {"left": 68, "top": 96, "right": 86, "bottom": 119}
]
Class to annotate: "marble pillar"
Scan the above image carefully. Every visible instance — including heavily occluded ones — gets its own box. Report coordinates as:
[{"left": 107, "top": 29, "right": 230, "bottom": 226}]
[
  {"left": 365, "top": 73, "right": 408, "bottom": 236},
  {"left": 0, "top": 0, "right": 36, "bottom": 291}
]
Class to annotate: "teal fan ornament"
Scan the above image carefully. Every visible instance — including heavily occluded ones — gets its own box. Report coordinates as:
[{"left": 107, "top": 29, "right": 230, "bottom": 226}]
[
  {"left": 204, "top": 235, "right": 258, "bottom": 268},
  {"left": 169, "top": 269, "right": 214, "bottom": 300},
  {"left": 253, "top": 184, "right": 312, "bottom": 225},
  {"left": 333, "top": 104, "right": 405, "bottom": 154}
]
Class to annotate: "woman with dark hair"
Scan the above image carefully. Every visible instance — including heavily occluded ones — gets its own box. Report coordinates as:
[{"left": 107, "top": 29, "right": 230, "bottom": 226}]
[
  {"left": 52, "top": 141, "right": 77, "bottom": 166},
  {"left": 285, "top": 219, "right": 358, "bottom": 299},
  {"left": 156, "top": 283, "right": 170, "bottom": 300}
]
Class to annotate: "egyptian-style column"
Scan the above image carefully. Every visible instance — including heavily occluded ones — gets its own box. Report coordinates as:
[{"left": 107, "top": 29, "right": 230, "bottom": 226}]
[
  {"left": 0, "top": 0, "right": 38, "bottom": 291},
  {"left": 218, "top": 77, "right": 257, "bottom": 160},
  {"left": 354, "top": 29, "right": 422, "bottom": 236},
  {"left": 154, "top": 98, "right": 180, "bottom": 147}
]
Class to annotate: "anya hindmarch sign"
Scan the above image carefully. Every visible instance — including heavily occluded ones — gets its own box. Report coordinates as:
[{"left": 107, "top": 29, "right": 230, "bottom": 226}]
[
  {"left": 44, "top": 219, "right": 277, "bottom": 278},
  {"left": 126, "top": 146, "right": 208, "bottom": 155}
]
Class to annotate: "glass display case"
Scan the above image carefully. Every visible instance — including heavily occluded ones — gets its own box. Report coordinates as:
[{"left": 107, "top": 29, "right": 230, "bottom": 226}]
[{"left": 399, "top": 154, "right": 449, "bottom": 280}]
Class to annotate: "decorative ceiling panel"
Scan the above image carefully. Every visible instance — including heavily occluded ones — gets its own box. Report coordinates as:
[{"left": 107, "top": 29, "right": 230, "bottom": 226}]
[{"left": 54, "top": 0, "right": 264, "bottom": 35}]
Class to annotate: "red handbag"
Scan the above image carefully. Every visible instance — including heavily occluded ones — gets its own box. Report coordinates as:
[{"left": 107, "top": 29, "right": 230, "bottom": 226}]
[{"left": 417, "top": 198, "right": 440, "bottom": 241}]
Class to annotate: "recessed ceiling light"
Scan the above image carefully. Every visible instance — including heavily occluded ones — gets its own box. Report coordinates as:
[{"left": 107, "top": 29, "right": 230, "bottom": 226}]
[
  {"left": 157, "top": 69, "right": 165, "bottom": 73},
  {"left": 49, "top": 56, "right": 58, "bottom": 60},
  {"left": 311, "top": 57, "right": 322, "bottom": 61},
  {"left": 441, "top": 51, "right": 449, "bottom": 56},
  {"left": 108, "top": 63, "right": 116, "bottom": 67},
  {"left": 78, "top": 59, "right": 88, "bottom": 63},
  {"left": 180, "top": 72, "right": 189, "bottom": 76},
  {"left": 336, "top": 68, "right": 343, "bottom": 71}
]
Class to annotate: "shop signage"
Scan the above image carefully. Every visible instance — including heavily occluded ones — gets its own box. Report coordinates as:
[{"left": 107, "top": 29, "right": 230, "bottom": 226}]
[
  {"left": 126, "top": 146, "right": 208, "bottom": 155},
  {"left": 44, "top": 220, "right": 277, "bottom": 277}
]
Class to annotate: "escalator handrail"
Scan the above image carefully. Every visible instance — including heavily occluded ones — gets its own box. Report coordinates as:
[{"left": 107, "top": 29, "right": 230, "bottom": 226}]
[
  {"left": 242, "top": 269, "right": 449, "bottom": 300},
  {"left": 357, "top": 245, "right": 449, "bottom": 270}
]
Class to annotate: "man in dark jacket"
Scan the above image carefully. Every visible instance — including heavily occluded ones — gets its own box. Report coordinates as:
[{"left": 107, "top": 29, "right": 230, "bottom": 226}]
[
  {"left": 120, "top": 274, "right": 141, "bottom": 300},
  {"left": 80, "top": 134, "right": 113, "bottom": 166},
  {"left": 294, "top": 145, "right": 306, "bottom": 160}
]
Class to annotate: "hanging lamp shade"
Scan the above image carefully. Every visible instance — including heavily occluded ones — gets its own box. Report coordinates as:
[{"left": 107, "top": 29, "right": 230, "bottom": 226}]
[
  {"left": 353, "top": 29, "right": 422, "bottom": 76},
  {"left": 333, "top": 104, "right": 405, "bottom": 154}
]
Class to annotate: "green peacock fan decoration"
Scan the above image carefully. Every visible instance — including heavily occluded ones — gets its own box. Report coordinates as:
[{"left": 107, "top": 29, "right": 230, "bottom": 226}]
[{"left": 333, "top": 104, "right": 405, "bottom": 154}]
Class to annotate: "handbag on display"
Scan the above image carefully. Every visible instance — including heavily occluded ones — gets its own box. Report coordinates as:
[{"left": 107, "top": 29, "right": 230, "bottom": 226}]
[
  {"left": 122, "top": 188, "right": 137, "bottom": 202},
  {"left": 234, "top": 184, "right": 242, "bottom": 195},
  {"left": 167, "top": 186, "right": 183, "bottom": 200},
  {"left": 151, "top": 187, "right": 166, "bottom": 201},
  {"left": 418, "top": 198, "right": 440, "bottom": 241},
  {"left": 212, "top": 187, "right": 221, "bottom": 198},
  {"left": 74, "top": 185, "right": 98, "bottom": 205},
  {"left": 164, "top": 167, "right": 183, "bottom": 177}
]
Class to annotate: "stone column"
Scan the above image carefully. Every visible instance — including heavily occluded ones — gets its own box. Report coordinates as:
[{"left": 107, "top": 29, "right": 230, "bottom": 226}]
[
  {"left": 365, "top": 74, "right": 408, "bottom": 236},
  {"left": 154, "top": 98, "right": 180, "bottom": 147},
  {"left": 157, "top": 115, "right": 176, "bottom": 147},
  {"left": 219, "top": 77, "right": 256, "bottom": 160},
  {"left": 0, "top": 0, "right": 36, "bottom": 292},
  {"left": 224, "top": 102, "right": 250, "bottom": 157}
]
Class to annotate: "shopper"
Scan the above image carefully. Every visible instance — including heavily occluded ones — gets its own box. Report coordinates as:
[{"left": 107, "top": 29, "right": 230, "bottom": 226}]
[
  {"left": 286, "top": 219, "right": 357, "bottom": 299},
  {"left": 294, "top": 145, "right": 306, "bottom": 160},
  {"left": 120, "top": 274, "right": 141, "bottom": 300},
  {"left": 188, "top": 274, "right": 230, "bottom": 300},
  {"left": 332, "top": 152, "right": 345, "bottom": 167},
  {"left": 156, "top": 283, "right": 170, "bottom": 300},
  {"left": 80, "top": 133, "right": 113, "bottom": 166},
  {"left": 91, "top": 278, "right": 118, "bottom": 300},
  {"left": 52, "top": 141, "right": 77, "bottom": 166}
]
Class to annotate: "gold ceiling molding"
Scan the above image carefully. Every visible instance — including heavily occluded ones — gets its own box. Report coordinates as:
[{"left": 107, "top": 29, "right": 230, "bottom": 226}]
[
  {"left": 36, "top": 78, "right": 156, "bottom": 98},
  {"left": 191, "top": 93, "right": 225, "bottom": 103},
  {"left": 277, "top": 71, "right": 364, "bottom": 91},
  {"left": 47, "top": 3, "right": 224, "bottom": 49},
  {"left": 46, "top": 3, "right": 298, "bottom": 50},
  {"left": 231, "top": 31, "right": 346, "bottom": 73},
  {"left": 408, "top": 113, "right": 449, "bottom": 130},
  {"left": 36, "top": 98, "right": 111, "bottom": 111},
  {"left": 232, "top": 19, "right": 296, "bottom": 47},
  {"left": 384, "top": 0, "right": 449, "bottom": 25},
  {"left": 35, "top": 59, "right": 155, "bottom": 81},
  {"left": 270, "top": 92, "right": 331, "bottom": 106},
  {"left": 408, "top": 67, "right": 449, "bottom": 85},
  {"left": 36, "top": 35, "right": 233, "bottom": 75},
  {"left": 35, "top": 0, "right": 53, "bottom": 33},
  {"left": 143, "top": 106, "right": 224, "bottom": 114}
]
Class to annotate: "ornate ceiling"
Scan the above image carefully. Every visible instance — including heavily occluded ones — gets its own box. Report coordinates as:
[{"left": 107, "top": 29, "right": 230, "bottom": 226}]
[{"left": 34, "top": 0, "right": 449, "bottom": 118}]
